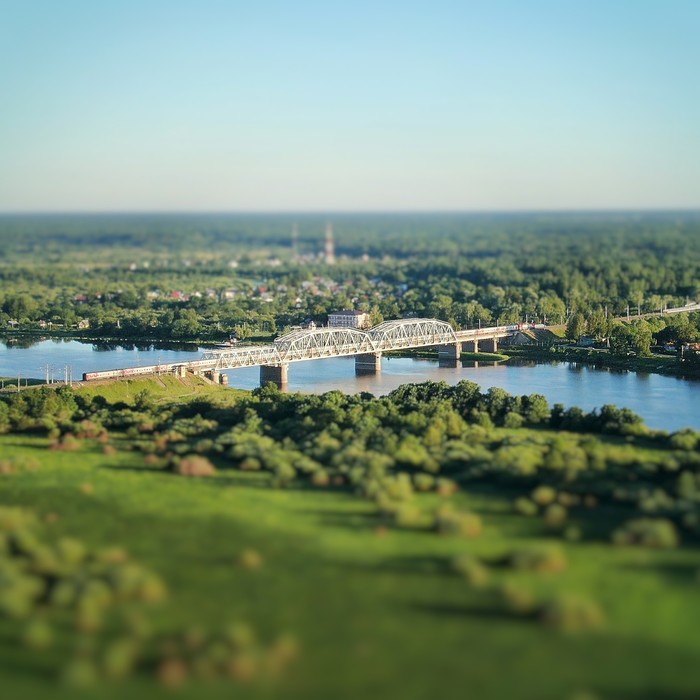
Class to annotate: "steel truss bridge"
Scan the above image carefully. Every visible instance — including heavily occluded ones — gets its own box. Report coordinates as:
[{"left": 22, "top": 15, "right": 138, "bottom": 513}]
[
  {"left": 202, "top": 318, "right": 466, "bottom": 369},
  {"left": 82, "top": 318, "right": 520, "bottom": 382}
]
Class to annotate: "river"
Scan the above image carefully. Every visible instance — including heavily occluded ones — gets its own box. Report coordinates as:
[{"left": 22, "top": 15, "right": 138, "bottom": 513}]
[{"left": 0, "top": 338, "right": 697, "bottom": 432}]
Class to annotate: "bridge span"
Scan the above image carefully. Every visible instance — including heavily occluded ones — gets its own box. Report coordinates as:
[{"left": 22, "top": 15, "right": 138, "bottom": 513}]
[{"left": 83, "top": 318, "right": 525, "bottom": 386}]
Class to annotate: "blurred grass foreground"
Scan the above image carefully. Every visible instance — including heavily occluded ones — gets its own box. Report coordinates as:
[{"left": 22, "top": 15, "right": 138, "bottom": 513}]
[{"left": 0, "top": 375, "right": 699, "bottom": 700}]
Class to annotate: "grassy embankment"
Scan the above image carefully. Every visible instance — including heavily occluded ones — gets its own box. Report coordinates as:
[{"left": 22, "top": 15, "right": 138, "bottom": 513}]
[
  {"left": 1, "top": 378, "right": 699, "bottom": 699},
  {"left": 75, "top": 374, "right": 245, "bottom": 404}
]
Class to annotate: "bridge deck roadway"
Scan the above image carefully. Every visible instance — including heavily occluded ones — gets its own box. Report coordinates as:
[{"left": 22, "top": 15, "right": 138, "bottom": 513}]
[{"left": 83, "top": 320, "right": 521, "bottom": 381}]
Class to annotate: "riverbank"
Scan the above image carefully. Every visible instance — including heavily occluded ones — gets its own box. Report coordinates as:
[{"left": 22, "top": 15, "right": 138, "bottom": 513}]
[
  {"left": 505, "top": 346, "right": 700, "bottom": 380},
  {"left": 0, "top": 330, "right": 274, "bottom": 348}
]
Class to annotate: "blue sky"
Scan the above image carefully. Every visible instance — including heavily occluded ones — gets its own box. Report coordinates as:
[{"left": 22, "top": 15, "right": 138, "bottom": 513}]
[{"left": 0, "top": 0, "right": 698, "bottom": 211}]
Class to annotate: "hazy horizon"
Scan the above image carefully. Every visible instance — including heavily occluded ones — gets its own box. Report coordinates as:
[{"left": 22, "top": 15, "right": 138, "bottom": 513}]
[
  {"left": 2, "top": 1, "right": 699, "bottom": 212},
  {"left": 2, "top": 207, "right": 700, "bottom": 216}
]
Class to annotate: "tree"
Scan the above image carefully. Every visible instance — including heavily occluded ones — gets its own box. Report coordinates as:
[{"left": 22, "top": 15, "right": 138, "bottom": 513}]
[
  {"left": 610, "top": 321, "right": 652, "bottom": 357},
  {"left": 610, "top": 323, "right": 633, "bottom": 356},
  {"left": 172, "top": 309, "right": 201, "bottom": 337},
  {"left": 565, "top": 313, "right": 587, "bottom": 342},
  {"left": 629, "top": 320, "right": 653, "bottom": 356},
  {"left": 587, "top": 308, "right": 610, "bottom": 339},
  {"left": 538, "top": 293, "right": 566, "bottom": 324}
]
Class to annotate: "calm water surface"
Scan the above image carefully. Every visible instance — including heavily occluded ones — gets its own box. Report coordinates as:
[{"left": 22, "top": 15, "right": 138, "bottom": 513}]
[{"left": 1, "top": 339, "right": 697, "bottom": 432}]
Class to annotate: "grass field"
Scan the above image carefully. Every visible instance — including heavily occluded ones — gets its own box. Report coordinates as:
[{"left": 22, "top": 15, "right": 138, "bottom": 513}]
[{"left": 1, "top": 422, "right": 699, "bottom": 699}]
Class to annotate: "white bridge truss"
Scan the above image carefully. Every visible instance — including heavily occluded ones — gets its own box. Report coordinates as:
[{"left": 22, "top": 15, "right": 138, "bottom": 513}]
[
  {"left": 201, "top": 318, "right": 458, "bottom": 369},
  {"left": 83, "top": 318, "right": 524, "bottom": 381}
]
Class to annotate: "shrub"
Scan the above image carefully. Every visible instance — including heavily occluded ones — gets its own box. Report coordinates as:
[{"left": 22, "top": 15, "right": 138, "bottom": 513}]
[
  {"left": 173, "top": 456, "right": 217, "bottom": 478},
  {"left": 669, "top": 429, "right": 699, "bottom": 451},
  {"left": 563, "top": 525, "right": 582, "bottom": 542},
  {"left": 611, "top": 518, "right": 679, "bottom": 549},
  {"left": 311, "top": 469, "right": 330, "bottom": 487},
  {"left": 544, "top": 504, "right": 568, "bottom": 529},
  {"left": 413, "top": 473, "right": 436, "bottom": 492},
  {"left": 499, "top": 582, "right": 537, "bottom": 615},
  {"left": 239, "top": 457, "right": 262, "bottom": 471},
  {"left": 514, "top": 497, "right": 538, "bottom": 517},
  {"left": 531, "top": 485, "right": 557, "bottom": 506},
  {"left": 508, "top": 546, "right": 567, "bottom": 573},
  {"left": 503, "top": 412, "right": 524, "bottom": 429},
  {"left": 436, "top": 478, "right": 458, "bottom": 497},
  {"left": 392, "top": 504, "right": 428, "bottom": 529},
  {"left": 238, "top": 549, "right": 264, "bottom": 570},
  {"left": 451, "top": 554, "right": 490, "bottom": 587},
  {"left": 271, "top": 462, "right": 297, "bottom": 488},
  {"left": 434, "top": 504, "right": 482, "bottom": 538},
  {"left": 50, "top": 434, "right": 81, "bottom": 452},
  {"left": 557, "top": 492, "right": 580, "bottom": 508},
  {"left": 539, "top": 594, "right": 605, "bottom": 632}
]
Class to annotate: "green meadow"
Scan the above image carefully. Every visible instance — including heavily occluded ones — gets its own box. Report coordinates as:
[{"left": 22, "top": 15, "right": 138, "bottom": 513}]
[{"left": 0, "top": 378, "right": 699, "bottom": 699}]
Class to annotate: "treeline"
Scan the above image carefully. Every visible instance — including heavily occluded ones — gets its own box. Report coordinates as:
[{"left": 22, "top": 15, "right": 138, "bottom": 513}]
[
  {"left": 564, "top": 312, "right": 700, "bottom": 356},
  {"left": 0, "top": 213, "right": 699, "bottom": 341}
]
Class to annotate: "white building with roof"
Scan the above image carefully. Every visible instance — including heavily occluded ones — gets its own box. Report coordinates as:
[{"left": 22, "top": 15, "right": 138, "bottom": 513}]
[{"left": 328, "top": 310, "right": 370, "bottom": 329}]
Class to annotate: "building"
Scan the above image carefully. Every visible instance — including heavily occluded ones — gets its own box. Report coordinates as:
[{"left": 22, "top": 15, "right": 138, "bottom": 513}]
[{"left": 328, "top": 310, "right": 370, "bottom": 329}]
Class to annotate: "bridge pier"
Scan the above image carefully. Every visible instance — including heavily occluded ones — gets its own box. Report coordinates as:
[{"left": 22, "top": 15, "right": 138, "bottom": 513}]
[
  {"left": 355, "top": 352, "right": 382, "bottom": 374},
  {"left": 260, "top": 364, "right": 288, "bottom": 387},
  {"left": 481, "top": 338, "right": 498, "bottom": 353},
  {"left": 464, "top": 340, "right": 479, "bottom": 353},
  {"left": 204, "top": 370, "right": 221, "bottom": 384},
  {"left": 203, "top": 370, "right": 228, "bottom": 385},
  {"left": 438, "top": 342, "right": 461, "bottom": 361}
]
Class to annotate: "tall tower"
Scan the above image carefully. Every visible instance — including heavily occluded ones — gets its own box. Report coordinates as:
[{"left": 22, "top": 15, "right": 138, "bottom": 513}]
[
  {"left": 291, "top": 223, "right": 298, "bottom": 259},
  {"left": 325, "top": 222, "right": 335, "bottom": 265}
]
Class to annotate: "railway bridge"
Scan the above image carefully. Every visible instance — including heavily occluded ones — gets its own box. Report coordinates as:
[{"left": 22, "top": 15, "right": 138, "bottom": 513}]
[{"left": 83, "top": 318, "right": 524, "bottom": 386}]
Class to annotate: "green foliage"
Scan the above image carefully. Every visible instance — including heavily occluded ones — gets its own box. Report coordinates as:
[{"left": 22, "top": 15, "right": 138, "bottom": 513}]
[
  {"left": 611, "top": 518, "right": 680, "bottom": 549},
  {"left": 566, "top": 313, "right": 587, "bottom": 342},
  {"left": 434, "top": 504, "right": 483, "bottom": 538},
  {"left": 539, "top": 595, "right": 605, "bottom": 633},
  {"left": 507, "top": 547, "right": 568, "bottom": 573},
  {"left": 451, "top": 554, "right": 490, "bottom": 587},
  {"left": 610, "top": 321, "right": 653, "bottom": 357}
]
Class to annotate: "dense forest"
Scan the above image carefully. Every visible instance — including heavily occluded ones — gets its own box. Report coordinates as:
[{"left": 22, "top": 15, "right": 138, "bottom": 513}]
[{"left": 1, "top": 213, "right": 699, "bottom": 344}]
